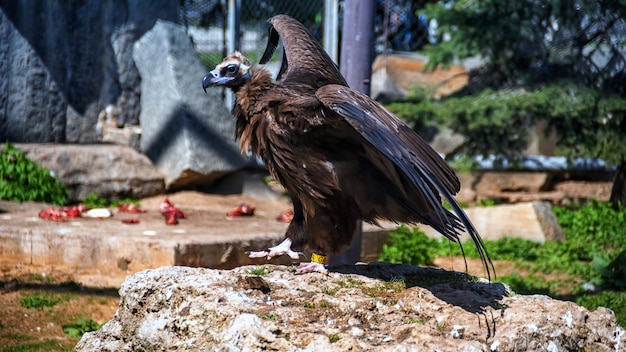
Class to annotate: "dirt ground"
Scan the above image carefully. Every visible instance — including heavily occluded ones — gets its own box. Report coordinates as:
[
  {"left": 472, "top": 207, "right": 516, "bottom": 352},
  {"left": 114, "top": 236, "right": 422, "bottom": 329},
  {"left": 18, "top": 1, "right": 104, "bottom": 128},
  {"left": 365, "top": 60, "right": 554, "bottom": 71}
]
[{"left": 0, "top": 265, "right": 119, "bottom": 351}]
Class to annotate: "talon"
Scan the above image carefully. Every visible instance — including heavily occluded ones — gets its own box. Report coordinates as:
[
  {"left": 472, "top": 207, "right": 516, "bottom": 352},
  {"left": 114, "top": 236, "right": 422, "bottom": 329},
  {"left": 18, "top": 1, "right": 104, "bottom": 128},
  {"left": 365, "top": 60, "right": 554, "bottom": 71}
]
[
  {"left": 295, "top": 262, "right": 328, "bottom": 274},
  {"left": 247, "top": 238, "right": 302, "bottom": 261},
  {"left": 247, "top": 250, "right": 271, "bottom": 259}
]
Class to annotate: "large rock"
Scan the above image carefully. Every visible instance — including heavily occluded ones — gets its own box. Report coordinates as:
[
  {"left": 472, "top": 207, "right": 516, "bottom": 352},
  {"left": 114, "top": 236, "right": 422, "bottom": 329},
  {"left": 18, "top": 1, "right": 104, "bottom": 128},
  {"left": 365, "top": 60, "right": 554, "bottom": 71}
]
[
  {"left": 0, "top": 1, "right": 177, "bottom": 143},
  {"left": 15, "top": 143, "right": 164, "bottom": 202},
  {"left": 419, "top": 201, "right": 564, "bottom": 243},
  {"left": 0, "top": 6, "right": 66, "bottom": 142},
  {"left": 133, "top": 20, "right": 246, "bottom": 189},
  {"left": 370, "top": 54, "right": 469, "bottom": 101},
  {"left": 76, "top": 264, "right": 625, "bottom": 351}
]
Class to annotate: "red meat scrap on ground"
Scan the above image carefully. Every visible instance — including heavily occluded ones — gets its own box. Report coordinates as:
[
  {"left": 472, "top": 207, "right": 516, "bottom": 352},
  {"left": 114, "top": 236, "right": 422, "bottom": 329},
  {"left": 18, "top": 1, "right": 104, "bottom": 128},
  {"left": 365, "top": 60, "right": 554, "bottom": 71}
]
[
  {"left": 226, "top": 203, "right": 256, "bottom": 217},
  {"left": 159, "top": 197, "right": 188, "bottom": 225}
]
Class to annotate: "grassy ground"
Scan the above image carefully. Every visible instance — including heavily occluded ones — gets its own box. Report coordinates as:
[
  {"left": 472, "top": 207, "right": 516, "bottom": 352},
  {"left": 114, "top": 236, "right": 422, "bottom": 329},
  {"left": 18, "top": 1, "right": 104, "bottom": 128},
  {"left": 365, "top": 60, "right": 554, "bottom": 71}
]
[
  {"left": 0, "top": 270, "right": 118, "bottom": 352},
  {"left": 380, "top": 200, "right": 626, "bottom": 327}
]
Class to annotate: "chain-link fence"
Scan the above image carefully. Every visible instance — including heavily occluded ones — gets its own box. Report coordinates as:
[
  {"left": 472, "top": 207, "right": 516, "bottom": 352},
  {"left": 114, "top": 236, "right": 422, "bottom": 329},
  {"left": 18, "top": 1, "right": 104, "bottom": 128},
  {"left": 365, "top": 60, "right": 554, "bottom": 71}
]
[
  {"left": 179, "top": 0, "right": 431, "bottom": 70},
  {"left": 180, "top": 0, "right": 324, "bottom": 69}
]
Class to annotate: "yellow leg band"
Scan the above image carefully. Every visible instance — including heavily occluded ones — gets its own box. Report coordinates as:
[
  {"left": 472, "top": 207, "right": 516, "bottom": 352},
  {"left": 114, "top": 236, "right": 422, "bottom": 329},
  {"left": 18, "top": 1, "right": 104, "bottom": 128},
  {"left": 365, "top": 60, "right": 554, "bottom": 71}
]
[{"left": 311, "top": 252, "right": 328, "bottom": 265}]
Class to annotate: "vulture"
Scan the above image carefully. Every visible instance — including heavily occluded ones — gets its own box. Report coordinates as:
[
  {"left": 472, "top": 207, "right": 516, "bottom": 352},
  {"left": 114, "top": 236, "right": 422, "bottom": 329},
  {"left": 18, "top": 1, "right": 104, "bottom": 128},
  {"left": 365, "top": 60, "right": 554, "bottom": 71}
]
[{"left": 203, "top": 15, "right": 493, "bottom": 278}]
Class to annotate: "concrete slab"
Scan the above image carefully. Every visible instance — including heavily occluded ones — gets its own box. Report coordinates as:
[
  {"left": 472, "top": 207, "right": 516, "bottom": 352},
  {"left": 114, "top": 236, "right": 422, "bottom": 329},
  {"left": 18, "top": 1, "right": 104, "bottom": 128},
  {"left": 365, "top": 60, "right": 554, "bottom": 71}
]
[
  {"left": 0, "top": 192, "right": 562, "bottom": 287},
  {"left": 0, "top": 192, "right": 286, "bottom": 285}
]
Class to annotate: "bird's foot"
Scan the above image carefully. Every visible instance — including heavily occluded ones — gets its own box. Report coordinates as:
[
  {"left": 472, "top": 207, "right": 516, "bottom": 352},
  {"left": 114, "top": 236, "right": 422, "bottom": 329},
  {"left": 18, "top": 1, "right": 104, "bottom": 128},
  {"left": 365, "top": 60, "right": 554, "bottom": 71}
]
[
  {"left": 247, "top": 238, "right": 304, "bottom": 261},
  {"left": 295, "top": 261, "right": 328, "bottom": 275}
]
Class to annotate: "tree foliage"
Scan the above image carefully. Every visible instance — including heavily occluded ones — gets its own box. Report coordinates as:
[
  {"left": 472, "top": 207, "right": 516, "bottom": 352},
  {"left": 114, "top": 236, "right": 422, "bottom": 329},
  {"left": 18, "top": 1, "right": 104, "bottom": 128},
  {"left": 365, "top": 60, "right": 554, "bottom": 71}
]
[
  {"left": 388, "top": 81, "right": 626, "bottom": 165},
  {"left": 422, "top": 0, "right": 626, "bottom": 92},
  {"left": 407, "top": 0, "right": 626, "bottom": 205}
]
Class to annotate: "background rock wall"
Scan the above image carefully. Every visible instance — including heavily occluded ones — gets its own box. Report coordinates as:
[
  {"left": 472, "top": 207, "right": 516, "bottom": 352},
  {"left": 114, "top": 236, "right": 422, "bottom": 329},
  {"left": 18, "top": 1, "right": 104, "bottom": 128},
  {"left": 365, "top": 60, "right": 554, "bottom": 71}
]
[{"left": 0, "top": 0, "right": 177, "bottom": 143}]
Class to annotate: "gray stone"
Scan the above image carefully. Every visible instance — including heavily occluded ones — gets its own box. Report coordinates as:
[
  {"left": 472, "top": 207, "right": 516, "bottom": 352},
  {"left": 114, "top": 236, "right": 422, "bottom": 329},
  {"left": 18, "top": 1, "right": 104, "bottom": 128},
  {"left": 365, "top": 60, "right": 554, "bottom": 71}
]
[
  {"left": 97, "top": 104, "right": 142, "bottom": 149},
  {"left": 429, "top": 126, "right": 466, "bottom": 156},
  {"left": 0, "top": 7, "right": 66, "bottom": 142},
  {"left": 76, "top": 265, "right": 625, "bottom": 351},
  {"left": 133, "top": 20, "right": 246, "bottom": 189},
  {"left": 0, "top": 1, "right": 177, "bottom": 143},
  {"left": 15, "top": 143, "right": 164, "bottom": 202}
]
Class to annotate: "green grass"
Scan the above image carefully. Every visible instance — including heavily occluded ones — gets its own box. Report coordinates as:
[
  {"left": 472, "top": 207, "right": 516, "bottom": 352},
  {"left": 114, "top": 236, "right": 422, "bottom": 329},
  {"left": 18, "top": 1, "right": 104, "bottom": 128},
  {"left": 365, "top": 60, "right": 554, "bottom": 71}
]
[
  {"left": 62, "top": 318, "right": 104, "bottom": 339},
  {"left": 80, "top": 193, "right": 140, "bottom": 209},
  {"left": 379, "top": 200, "right": 626, "bottom": 326},
  {"left": 259, "top": 312, "right": 278, "bottom": 321},
  {"left": 247, "top": 267, "right": 268, "bottom": 276},
  {"left": 0, "top": 340, "right": 70, "bottom": 352},
  {"left": 19, "top": 292, "right": 63, "bottom": 310},
  {"left": 0, "top": 333, "right": 33, "bottom": 341}
]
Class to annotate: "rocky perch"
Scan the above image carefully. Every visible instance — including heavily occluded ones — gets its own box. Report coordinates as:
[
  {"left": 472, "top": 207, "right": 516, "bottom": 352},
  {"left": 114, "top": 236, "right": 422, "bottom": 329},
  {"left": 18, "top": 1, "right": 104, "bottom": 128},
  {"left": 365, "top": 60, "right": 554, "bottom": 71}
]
[{"left": 77, "top": 264, "right": 624, "bottom": 351}]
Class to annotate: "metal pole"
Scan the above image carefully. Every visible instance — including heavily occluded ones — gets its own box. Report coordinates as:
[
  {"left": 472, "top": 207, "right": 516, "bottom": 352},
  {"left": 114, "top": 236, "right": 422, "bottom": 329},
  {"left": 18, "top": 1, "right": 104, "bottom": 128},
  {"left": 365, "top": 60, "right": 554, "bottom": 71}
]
[
  {"left": 323, "top": 0, "right": 339, "bottom": 63},
  {"left": 329, "top": 0, "right": 375, "bottom": 266},
  {"left": 339, "top": 0, "right": 375, "bottom": 95},
  {"left": 227, "top": 0, "right": 241, "bottom": 53},
  {"left": 225, "top": 0, "right": 241, "bottom": 107}
]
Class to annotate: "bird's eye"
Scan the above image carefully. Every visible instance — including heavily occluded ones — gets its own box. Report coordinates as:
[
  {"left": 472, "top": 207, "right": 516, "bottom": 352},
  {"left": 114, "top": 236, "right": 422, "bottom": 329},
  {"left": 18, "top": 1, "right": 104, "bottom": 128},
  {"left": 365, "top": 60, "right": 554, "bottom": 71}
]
[{"left": 226, "top": 64, "right": 238, "bottom": 73}]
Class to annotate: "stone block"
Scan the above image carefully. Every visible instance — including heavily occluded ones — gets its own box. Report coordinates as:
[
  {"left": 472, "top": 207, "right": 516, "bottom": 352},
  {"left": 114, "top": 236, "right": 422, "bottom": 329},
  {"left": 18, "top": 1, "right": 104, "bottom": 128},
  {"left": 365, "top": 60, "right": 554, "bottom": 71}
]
[
  {"left": 417, "top": 201, "right": 564, "bottom": 243},
  {"left": 474, "top": 171, "right": 551, "bottom": 195},
  {"left": 16, "top": 143, "right": 165, "bottom": 202},
  {"left": 133, "top": 20, "right": 246, "bottom": 189}
]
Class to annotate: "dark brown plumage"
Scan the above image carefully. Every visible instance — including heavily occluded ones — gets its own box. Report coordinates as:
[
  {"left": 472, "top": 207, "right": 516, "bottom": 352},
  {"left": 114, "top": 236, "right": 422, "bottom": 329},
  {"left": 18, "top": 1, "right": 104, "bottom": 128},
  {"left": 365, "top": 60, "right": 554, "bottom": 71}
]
[{"left": 203, "top": 15, "right": 493, "bottom": 278}]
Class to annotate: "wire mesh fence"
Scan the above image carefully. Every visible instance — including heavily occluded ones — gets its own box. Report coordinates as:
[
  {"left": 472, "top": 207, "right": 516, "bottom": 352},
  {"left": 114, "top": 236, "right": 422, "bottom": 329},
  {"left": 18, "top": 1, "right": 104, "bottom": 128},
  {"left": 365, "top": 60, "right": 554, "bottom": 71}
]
[
  {"left": 179, "top": 0, "right": 431, "bottom": 70},
  {"left": 180, "top": 0, "right": 325, "bottom": 69}
]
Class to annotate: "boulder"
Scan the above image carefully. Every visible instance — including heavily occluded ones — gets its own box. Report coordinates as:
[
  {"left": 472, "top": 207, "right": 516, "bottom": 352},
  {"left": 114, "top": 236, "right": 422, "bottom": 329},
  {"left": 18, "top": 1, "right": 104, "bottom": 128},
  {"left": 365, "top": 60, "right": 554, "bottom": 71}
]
[
  {"left": 15, "top": 143, "right": 164, "bottom": 202},
  {"left": 133, "top": 20, "right": 246, "bottom": 189},
  {"left": 0, "top": 1, "right": 177, "bottom": 143},
  {"left": 370, "top": 54, "right": 469, "bottom": 101},
  {"left": 76, "top": 264, "right": 625, "bottom": 351},
  {"left": 0, "top": 7, "right": 66, "bottom": 142}
]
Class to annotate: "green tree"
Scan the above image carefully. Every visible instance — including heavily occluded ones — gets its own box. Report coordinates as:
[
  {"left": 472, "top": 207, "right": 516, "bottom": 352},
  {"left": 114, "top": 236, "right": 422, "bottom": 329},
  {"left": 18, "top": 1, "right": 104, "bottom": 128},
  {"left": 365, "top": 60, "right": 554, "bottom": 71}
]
[{"left": 418, "top": 0, "right": 626, "bottom": 206}]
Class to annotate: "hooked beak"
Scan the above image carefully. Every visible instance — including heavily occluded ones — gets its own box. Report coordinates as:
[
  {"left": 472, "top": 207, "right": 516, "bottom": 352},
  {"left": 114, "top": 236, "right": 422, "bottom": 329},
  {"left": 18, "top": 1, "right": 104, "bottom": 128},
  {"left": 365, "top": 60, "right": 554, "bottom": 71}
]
[{"left": 202, "top": 68, "right": 234, "bottom": 92}]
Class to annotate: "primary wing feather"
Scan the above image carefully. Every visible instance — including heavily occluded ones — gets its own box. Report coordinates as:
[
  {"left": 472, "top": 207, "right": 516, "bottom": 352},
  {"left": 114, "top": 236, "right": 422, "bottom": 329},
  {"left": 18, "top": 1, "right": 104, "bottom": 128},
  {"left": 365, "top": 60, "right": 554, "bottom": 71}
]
[
  {"left": 316, "top": 84, "right": 493, "bottom": 279},
  {"left": 260, "top": 15, "right": 346, "bottom": 87}
]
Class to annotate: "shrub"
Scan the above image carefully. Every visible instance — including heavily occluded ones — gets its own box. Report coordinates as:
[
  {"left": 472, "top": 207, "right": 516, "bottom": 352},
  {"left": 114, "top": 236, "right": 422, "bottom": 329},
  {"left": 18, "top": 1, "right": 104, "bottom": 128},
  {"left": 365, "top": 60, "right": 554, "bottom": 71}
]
[
  {"left": 378, "top": 225, "right": 440, "bottom": 266},
  {"left": 62, "top": 318, "right": 104, "bottom": 339},
  {"left": 385, "top": 81, "right": 626, "bottom": 164},
  {"left": 0, "top": 142, "right": 68, "bottom": 205}
]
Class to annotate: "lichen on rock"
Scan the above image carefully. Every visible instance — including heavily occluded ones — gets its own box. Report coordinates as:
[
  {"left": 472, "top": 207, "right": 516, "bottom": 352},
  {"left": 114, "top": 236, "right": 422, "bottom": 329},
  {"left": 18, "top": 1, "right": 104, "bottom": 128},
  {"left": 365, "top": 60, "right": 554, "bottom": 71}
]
[{"left": 76, "top": 263, "right": 625, "bottom": 351}]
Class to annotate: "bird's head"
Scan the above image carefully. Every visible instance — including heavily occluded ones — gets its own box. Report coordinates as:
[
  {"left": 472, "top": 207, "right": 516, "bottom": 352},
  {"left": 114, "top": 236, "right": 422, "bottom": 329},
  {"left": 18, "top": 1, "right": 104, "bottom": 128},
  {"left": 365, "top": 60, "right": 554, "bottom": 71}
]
[{"left": 202, "top": 52, "right": 251, "bottom": 92}]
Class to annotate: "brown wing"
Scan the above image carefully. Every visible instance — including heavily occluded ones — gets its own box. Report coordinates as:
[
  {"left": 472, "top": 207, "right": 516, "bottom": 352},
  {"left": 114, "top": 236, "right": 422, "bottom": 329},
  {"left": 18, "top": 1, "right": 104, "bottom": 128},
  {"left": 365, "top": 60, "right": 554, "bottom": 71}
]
[
  {"left": 316, "top": 84, "right": 493, "bottom": 279},
  {"left": 259, "top": 15, "right": 347, "bottom": 87}
]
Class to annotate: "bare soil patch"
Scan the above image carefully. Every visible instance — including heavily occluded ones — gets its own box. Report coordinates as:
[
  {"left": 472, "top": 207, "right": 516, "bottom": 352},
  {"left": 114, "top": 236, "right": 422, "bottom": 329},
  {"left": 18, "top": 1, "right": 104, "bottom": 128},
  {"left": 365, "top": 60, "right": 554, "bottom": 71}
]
[{"left": 1, "top": 265, "right": 118, "bottom": 351}]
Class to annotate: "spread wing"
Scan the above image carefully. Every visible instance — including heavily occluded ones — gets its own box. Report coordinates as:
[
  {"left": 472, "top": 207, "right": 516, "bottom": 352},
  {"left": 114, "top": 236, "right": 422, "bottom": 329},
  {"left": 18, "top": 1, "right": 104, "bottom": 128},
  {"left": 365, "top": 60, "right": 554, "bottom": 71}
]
[
  {"left": 316, "top": 84, "right": 493, "bottom": 279},
  {"left": 259, "top": 15, "right": 347, "bottom": 87}
]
